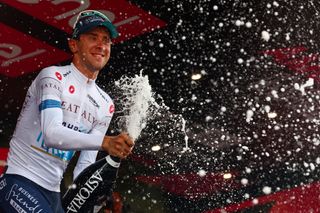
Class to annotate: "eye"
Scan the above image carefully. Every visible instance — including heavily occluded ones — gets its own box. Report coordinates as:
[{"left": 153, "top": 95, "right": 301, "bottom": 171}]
[
  {"left": 88, "top": 34, "right": 97, "bottom": 41},
  {"left": 103, "top": 37, "right": 112, "bottom": 44}
]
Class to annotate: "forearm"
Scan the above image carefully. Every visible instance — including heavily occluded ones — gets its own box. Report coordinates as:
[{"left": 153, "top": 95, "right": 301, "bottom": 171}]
[
  {"left": 42, "top": 108, "right": 104, "bottom": 150},
  {"left": 44, "top": 125, "right": 103, "bottom": 150}
]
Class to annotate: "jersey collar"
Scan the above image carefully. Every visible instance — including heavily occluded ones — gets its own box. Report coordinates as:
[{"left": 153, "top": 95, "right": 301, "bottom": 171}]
[{"left": 70, "top": 63, "right": 96, "bottom": 85}]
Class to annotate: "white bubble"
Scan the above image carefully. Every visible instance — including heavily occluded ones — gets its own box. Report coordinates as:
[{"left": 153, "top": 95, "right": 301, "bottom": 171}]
[
  {"left": 241, "top": 178, "right": 248, "bottom": 185},
  {"left": 264, "top": 105, "right": 270, "bottom": 113},
  {"left": 198, "top": 169, "right": 207, "bottom": 177},
  {"left": 262, "top": 186, "right": 272, "bottom": 194},
  {"left": 70, "top": 184, "right": 77, "bottom": 189},
  {"left": 310, "top": 163, "right": 315, "bottom": 171},
  {"left": 246, "top": 109, "right": 254, "bottom": 122},
  {"left": 210, "top": 57, "right": 216, "bottom": 62},
  {"left": 235, "top": 20, "right": 244, "bottom": 26},
  {"left": 223, "top": 173, "right": 232, "bottom": 179},
  {"left": 271, "top": 90, "right": 279, "bottom": 98},
  {"left": 245, "top": 22, "right": 252, "bottom": 28},
  {"left": 267, "top": 112, "right": 277, "bottom": 118},
  {"left": 252, "top": 198, "right": 259, "bottom": 205},
  {"left": 242, "top": 146, "right": 249, "bottom": 151},
  {"left": 261, "top": 31, "right": 271, "bottom": 41},
  {"left": 151, "top": 145, "right": 161, "bottom": 151},
  {"left": 205, "top": 116, "right": 213, "bottom": 122},
  {"left": 285, "top": 33, "right": 290, "bottom": 41}
]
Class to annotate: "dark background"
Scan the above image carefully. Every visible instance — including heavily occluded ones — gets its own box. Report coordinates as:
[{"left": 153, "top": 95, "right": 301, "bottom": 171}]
[{"left": 1, "top": 0, "right": 320, "bottom": 212}]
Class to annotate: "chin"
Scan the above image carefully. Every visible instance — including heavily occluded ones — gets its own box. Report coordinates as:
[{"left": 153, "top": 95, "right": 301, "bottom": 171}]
[{"left": 92, "top": 63, "right": 107, "bottom": 71}]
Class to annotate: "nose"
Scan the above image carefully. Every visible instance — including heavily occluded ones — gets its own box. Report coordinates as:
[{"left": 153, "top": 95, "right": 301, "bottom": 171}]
[
  {"left": 95, "top": 40, "right": 107, "bottom": 53},
  {"left": 96, "top": 38, "right": 105, "bottom": 48}
]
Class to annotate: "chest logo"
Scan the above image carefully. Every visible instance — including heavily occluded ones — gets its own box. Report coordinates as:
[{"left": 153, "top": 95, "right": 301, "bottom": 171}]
[
  {"left": 87, "top": 94, "right": 100, "bottom": 108},
  {"left": 69, "top": 85, "right": 75, "bottom": 94}
]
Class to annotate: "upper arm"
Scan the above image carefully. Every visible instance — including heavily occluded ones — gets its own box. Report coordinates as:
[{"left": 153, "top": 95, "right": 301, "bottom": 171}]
[
  {"left": 36, "top": 68, "right": 64, "bottom": 105},
  {"left": 36, "top": 68, "right": 64, "bottom": 135}
]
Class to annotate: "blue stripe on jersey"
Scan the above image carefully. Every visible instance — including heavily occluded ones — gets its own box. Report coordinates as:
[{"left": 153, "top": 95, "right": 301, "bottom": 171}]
[{"left": 39, "top": 99, "right": 61, "bottom": 111}]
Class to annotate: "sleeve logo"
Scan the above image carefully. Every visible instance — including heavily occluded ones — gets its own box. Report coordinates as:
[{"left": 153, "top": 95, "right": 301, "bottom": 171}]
[{"left": 55, "top": 72, "right": 62, "bottom": 80}]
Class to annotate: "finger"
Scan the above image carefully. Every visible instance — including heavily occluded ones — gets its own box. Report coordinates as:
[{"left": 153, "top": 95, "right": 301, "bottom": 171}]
[
  {"left": 119, "top": 152, "right": 126, "bottom": 159},
  {"left": 125, "top": 139, "right": 134, "bottom": 148},
  {"left": 122, "top": 146, "right": 131, "bottom": 155},
  {"left": 120, "top": 133, "right": 135, "bottom": 147},
  {"left": 115, "top": 144, "right": 122, "bottom": 151},
  {"left": 124, "top": 137, "right": 134, "bottom": 147}
]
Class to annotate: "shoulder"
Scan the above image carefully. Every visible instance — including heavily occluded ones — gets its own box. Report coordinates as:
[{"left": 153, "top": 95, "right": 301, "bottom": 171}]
[
  {"left": 33, "top": 65, "right": 72, "bottom": 94},
  {"left": 94, "top": 85, "right": 115, "bottom": 114},
  {"left": 36, "top": 65, "right": 71, "bottom": 82},
  {"left": 95, "top": 85, "right": 113, "bottom": 104}
]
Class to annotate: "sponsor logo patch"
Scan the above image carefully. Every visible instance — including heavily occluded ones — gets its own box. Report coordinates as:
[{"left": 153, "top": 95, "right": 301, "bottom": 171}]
[
  {"left": 109, "top": 104, "right": 115, "bottom": 113},
  {"left": 0, "top": 178, "right": 7, "bottom": 190},
  {"left": 55, "top": 72, "right": 62, "bottom": 80},
  {"left": 87, "top": 94, "right": 100, "bottom": 108},
  {"left": 69, "top": 85, "right": 75, "bottom": 94},
  {"left": 5, "top": 184, "right": 43, "bottom": 213}
]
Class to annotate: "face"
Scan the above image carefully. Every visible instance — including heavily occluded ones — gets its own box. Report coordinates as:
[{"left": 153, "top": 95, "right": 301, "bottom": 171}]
[{"left": 69, "top": 27, "right": 112, "bottom": 78}]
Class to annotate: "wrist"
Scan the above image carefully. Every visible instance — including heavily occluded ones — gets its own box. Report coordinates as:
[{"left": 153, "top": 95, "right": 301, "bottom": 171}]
[{"left": 102, "top": 136, "right": 112, "bottom": 152}]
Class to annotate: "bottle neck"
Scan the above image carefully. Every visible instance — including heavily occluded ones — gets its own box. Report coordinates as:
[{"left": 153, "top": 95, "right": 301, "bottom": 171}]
[{"left": 106, "top": 155, "right": 121, "bottom": 168}]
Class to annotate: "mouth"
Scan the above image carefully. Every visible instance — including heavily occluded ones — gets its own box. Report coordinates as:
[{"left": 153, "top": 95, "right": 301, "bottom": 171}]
[{"left": 92, "top": 53, "right": 105, "bottom": 59}]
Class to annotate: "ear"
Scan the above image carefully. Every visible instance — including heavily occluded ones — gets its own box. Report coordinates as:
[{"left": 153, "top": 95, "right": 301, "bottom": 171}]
[{"left": 68, "top": 38, "right": 78, "bottom": 53}]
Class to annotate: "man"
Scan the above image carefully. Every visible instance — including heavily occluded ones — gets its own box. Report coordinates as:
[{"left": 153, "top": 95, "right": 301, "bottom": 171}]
[{"left": 0, "top": 10, "right": 134, "bottom": 212}]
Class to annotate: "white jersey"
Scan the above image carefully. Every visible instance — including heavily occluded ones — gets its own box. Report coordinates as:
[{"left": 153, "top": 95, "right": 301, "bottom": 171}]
[{"left": 6, "top": 63, "right": 114, "bottom": 192}]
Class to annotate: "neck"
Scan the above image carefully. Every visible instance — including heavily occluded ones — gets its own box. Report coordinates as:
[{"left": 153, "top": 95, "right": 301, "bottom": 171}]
[{"left": 72, "top": 58, "right": 99, "bottom": 80}]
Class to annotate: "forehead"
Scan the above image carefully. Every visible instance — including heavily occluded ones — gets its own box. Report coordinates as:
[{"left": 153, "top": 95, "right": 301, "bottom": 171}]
[{"left": 83, "top": 26, "right": 111, "bottom": 37}]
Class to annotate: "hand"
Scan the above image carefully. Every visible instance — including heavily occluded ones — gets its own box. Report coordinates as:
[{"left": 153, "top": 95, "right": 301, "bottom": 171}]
[{"left": 101, "top": 132, "right": 134, "bottom": 159}]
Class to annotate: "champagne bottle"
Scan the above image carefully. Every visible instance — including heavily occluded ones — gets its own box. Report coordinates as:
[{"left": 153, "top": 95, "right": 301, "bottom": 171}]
[{"left": 62, "top": 155, "right": 121, "bottom": 213}]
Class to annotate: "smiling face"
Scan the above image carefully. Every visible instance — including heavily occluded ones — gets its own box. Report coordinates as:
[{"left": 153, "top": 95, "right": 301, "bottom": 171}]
[{"left": 69, "top": 26, "right": 112, "bottom": 79}]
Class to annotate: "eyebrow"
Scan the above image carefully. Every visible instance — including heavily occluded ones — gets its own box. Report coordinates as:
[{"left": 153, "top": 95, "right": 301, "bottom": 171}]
[{"left": 86, "top": 32, "right": 111, "bottom": 39}]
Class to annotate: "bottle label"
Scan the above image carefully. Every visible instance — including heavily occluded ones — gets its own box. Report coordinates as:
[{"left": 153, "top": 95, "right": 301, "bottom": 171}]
[
  {"left": 106, "top": 155, "right": 120, "bottom": 168},
  {"left": 65, "top": 168, "right": 103, "bottom": 212}
]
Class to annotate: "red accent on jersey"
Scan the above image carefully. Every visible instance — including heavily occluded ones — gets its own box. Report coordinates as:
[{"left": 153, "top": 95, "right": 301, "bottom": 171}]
[
  {"left": 109, "top": 104, "right": 115, "bottom": 114},
  {"left": 69, "top": 85, "right": 75, "bottom": 94},
  {"left": 55, "top": 72, "right": 62, "bottom": 80}
]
